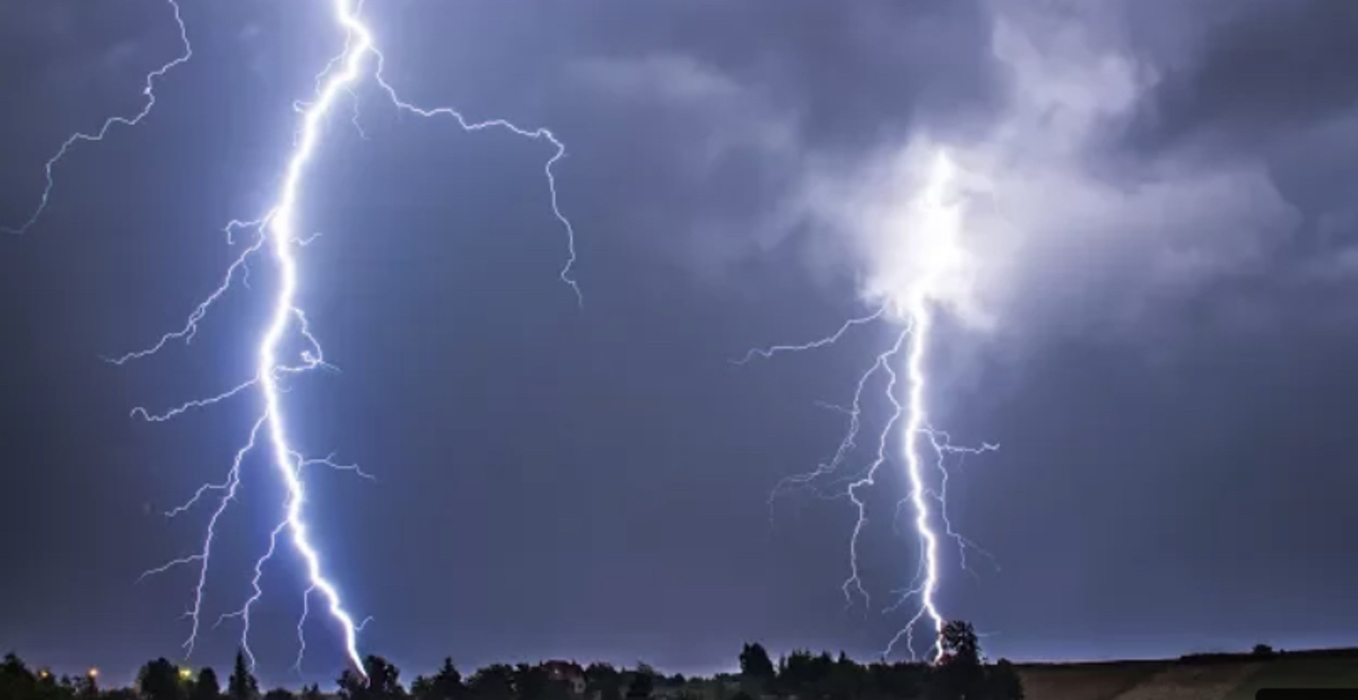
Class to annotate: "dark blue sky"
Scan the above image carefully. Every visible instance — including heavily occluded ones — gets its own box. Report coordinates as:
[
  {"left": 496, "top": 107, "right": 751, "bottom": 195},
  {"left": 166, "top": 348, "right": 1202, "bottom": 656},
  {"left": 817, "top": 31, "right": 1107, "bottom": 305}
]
[{"left": 2, "top": 0, "right": 1358, "bottom": 689}]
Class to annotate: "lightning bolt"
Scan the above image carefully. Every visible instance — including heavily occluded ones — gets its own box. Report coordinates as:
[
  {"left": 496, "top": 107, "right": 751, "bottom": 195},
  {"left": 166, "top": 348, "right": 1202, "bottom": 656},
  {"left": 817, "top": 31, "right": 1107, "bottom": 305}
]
[
  {"left": 9, "top": 0, "right": 580, "bottom": 676},
  {"left": 740, "top": 150, "right": 995, "bottom": 663}
]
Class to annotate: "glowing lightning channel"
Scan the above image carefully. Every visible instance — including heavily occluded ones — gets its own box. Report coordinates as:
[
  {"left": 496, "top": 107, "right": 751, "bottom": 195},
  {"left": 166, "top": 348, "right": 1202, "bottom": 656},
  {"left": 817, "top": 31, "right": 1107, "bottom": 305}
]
[
  {"left": 739, "top": 149, "right": 996, "bottom": 664},
  {"left": 879, "top": 300, "right": 995, "bottom": 662},
  {"left": 10, "top": 0, "right": 581, "bottom": 677}
]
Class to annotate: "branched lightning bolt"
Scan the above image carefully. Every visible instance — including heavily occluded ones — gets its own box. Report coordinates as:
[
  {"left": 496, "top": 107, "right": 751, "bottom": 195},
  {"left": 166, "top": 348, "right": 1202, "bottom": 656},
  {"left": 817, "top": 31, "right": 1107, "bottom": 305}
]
[
  {"left": 2, "top": 0, "right": 192, "bottom": 236},
  {"left": 369, "top": 54, "right": 580, "bottom": 303},
  {"left": 739, "top": 155, "right": 996, "bottom": 664},
  {"left": 136, "top": 416, "right": 267, "bottom": 659},
  {"left": 13, "top": 0, "right": 580, "bottom": 676},
  {"left": 733, "top": 307, "right": 885, "bottom": 367}
]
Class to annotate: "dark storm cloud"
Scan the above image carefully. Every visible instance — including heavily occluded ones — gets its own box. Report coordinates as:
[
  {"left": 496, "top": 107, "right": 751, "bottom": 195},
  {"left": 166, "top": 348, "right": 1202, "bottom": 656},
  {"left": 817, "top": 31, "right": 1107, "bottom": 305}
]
[
  {"left": 369, "top": 0, "right": 1004, "bottom": 277},
  {"left": 1122, "top": 0, "right": 1358, "bottom": 152},
  {"left": 547, "top": 0, "right": 1004, "bottom": 275},
  {"left": 1091, "top": 0, "right": 1358, "bottom": 333},
  {"left": 465, "top": 0, "right": 1345, "bottom": 346}
]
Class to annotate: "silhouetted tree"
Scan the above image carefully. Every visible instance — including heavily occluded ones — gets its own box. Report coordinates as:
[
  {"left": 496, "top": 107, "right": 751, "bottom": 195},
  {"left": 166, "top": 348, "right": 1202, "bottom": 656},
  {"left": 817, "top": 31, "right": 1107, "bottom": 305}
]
[
  {"left": 30, "top": 668, "right": 71, "bottom": 700},
  {"left": 940, "top": 622, "right": 981, "bottom": 667},
  {"left": 584, "top": 663, "right": 622, "bottom": 700},
  {"left": 1252, "top": 644, "right": 1276, "bottom": 658},
  {"left": 412, "top": 658, "right": 464, "bottom": 700},
  {"left": 519, "top": 666, "right": 570, "bottom": 700},
  {"left": 466, "top": 664, "right": 515, "bottom": 700},
  {"left": 739, "top": 644, "right": 775, "bottom": 681},
  {"left": 864, "top": 661, "right": 927, "bottom": 700},
  {"left": 192, "top": 668, "right": 221, "bottom": 700},
  {"left": 411, "top": 674, "right": 431, "bottom": 699},
  {"left": 338, "top": 656, "right": 406, "bottom": 700},
  {"left": 739, "top": 643, "right": 775, "bottom": 695},
  {"left": 779, "top": 649, "right": 838, "bottom": 697},
  {"left": 1, "top": 653, "right": 38, "bottom": 700},
  {"left": 54, "top": 675, "right": 78, "bottom": 700},
  {"left": 138, "top": 658, "right": 183, "bottom": 700},
  {"left": 624, "top": 670, "right": 652, "bottom": 700},
  {"left": 927, "top": 621, "right": 983, "bottom": 700},
  {"left": 825, "top": 652, "right": 862, "bottom": 700},
  {"left": 72, "top": 670, "right": 99, "bottom": 700},
  {"left": 227, "top": 652, "right": 259, "bottom": 700},
  {"left": 0, "top": 633, "right": 1030, "bottom": 700},
  {"left": 511, "top": 664, "right": 549, "bottom": 700}
]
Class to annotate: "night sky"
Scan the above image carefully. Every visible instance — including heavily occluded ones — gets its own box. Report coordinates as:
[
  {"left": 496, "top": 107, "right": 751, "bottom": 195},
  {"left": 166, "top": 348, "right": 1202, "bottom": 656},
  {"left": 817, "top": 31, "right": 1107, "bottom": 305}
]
[{"left": 3, "top": 0, "right": 1358, "bottom": 689}]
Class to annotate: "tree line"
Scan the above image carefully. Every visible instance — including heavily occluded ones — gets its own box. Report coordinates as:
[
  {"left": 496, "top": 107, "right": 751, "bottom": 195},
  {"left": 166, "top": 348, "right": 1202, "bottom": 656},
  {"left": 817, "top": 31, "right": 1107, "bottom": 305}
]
[{"left": 0, "top": 621, "right": 1022, "bottom": 700}]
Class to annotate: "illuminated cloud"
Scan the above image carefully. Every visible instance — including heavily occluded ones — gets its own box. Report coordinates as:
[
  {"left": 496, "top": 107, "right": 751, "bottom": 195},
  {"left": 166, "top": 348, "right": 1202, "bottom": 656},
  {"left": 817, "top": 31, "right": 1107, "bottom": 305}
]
[{"left": 789, "top": 1, "right": 1301, "bottom": 337}]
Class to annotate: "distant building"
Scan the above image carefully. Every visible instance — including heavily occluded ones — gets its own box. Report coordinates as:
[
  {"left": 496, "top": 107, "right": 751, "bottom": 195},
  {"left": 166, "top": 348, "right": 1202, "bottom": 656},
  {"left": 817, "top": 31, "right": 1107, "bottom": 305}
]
[{"left": 542, "top": 660, "right": 588, "bottom": 695}]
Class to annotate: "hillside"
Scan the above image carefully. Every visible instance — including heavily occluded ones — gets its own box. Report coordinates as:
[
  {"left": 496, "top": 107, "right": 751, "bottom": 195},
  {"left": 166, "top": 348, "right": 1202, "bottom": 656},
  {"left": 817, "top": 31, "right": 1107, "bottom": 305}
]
[{"left": 1017, "top": 649, "right": 1358, "bottom": 700}]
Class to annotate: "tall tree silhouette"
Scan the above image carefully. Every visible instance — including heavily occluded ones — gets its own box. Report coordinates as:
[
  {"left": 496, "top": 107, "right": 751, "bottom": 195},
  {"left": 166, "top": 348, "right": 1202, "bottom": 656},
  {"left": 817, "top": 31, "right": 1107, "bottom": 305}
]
[
  {"left": 137, "top": 658, "right": 182, "bottom": 700},
  {"left": 465, "top": 664, "right": 515, "bottom": 700},
  {"left": 73, "top": 670, "right": 100, "bottom": 700},
  {"left": 191, "top": 668, "right": 220, "bottom": 700},
  {"left": 624, "top": 670, "right": 652, "bottom": 700},
  {"left": 1, "top": 654, "right": 38, "bottom": 700},
  {"left": 738, "top": 643, "right": 775, "bottom": 695},
  {"left": 412, "top": 658, "right": 463, "bottom": 700},
  {"left": 227, "top": 651, "right": 258, "bottom": 700},
  {"left": 339, "top": 656, "right": 406, "bottom": 700},
  {"left": 584, "top": 662, "right": 622, "bottom": 700},
  {"left": 926, "top": 621, "right": 1027, "bottom": 700}
]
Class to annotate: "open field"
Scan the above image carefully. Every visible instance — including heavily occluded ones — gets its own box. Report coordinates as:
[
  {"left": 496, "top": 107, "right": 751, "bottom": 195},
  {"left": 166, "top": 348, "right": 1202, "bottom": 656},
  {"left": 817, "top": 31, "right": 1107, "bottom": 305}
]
[{"left": 1017, "top": 649, "right": 1358, "bottom": 700}]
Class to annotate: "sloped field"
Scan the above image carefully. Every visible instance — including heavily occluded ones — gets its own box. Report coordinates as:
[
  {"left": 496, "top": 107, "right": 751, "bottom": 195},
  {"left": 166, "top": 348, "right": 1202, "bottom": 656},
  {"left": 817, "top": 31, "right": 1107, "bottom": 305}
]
[
  {"left": 1224, "top": 655, "right": 1358, "bottom": 699},
  {"left": 1109, "top": 661, "right": 1262, "bottom": 700},
  {"left": 1018, "top": 661, "right": 1165, "bottom": 700},
  {"left": 1018, "top": 650, "right": 1358, "bottom": 700}
]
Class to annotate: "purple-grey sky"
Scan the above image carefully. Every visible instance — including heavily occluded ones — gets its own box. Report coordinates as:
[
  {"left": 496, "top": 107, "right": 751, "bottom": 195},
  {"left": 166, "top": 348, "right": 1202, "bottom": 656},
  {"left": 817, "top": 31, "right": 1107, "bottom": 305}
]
[{"left": 2, "top": 0, "right": 1356, "bottom": 689}]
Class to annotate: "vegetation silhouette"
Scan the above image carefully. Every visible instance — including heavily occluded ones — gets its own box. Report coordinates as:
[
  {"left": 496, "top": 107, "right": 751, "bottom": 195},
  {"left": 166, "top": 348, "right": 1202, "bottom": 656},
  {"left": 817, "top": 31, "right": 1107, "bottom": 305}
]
[{"left": 0, "top": 622, "right": 1024, "bottom": 700}]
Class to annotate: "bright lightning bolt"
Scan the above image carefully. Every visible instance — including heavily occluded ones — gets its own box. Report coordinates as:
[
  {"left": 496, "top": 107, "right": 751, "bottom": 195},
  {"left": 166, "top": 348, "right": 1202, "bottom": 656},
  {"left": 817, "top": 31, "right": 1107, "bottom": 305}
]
[
  {"left": 9, "top": 0, "right": 580, "bottom": 677},
  {"left": 740, "top": 149, "right": 995, "bottom": 663}
]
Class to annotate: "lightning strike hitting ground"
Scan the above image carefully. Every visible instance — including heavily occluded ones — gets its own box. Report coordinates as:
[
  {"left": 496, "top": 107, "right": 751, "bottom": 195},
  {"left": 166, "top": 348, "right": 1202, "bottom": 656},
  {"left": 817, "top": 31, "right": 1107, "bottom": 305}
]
[
  {"left": 740, "top": 150, "right": 996, "bottom": 663},
  {"left": 8, "top": 0, "right": 580, "bottom": 677}
]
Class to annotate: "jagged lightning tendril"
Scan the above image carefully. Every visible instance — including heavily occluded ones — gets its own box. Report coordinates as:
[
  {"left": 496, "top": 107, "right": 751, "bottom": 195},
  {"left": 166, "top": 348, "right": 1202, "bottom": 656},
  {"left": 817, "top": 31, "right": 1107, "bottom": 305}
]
[
  {"left": 733, "top": 306, "right": 886, "bottom": 366},
  {"left": 739, "top": 156, "right": 997, "bottom": 663},
  {"left": 15, "top": 0, "right": 581, "bottom": 677},
  {"left": 293, "top": 585, "right": 317, "bottom": 675},
  {"left": 2, "top": 0, "right": 192, "bottom": 236},
  {"left": 136, "top": 416, "right": 267, "bottom": 659}
]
